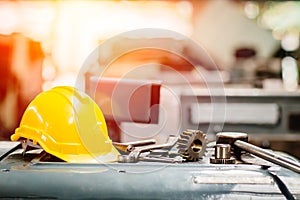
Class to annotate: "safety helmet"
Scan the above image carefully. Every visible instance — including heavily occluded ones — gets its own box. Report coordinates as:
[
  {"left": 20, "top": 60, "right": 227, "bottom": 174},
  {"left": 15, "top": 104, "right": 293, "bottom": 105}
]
[{"left": 11, "top": 86, "right": 120, "bottom": 163}]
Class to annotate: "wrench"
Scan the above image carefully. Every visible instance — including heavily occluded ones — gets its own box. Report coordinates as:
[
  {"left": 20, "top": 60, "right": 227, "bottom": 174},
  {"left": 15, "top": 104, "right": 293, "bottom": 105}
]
[
  {"left": 118, "top": 135, "right": 179, "bottom": 163},
  {"left": 140, "top": 156, "right": 183, "bottom": 163},
  {"left": 113, "top": 139, "right": 156, "bottom": 152}
]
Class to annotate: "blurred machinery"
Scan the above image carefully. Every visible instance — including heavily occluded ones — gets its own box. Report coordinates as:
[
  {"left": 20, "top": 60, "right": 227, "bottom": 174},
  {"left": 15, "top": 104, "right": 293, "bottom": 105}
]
[
  {"left": 0, "top": 34, "right": 43, "bottom": 140},
  {"left": 85, "top": 75, "right": 161, "bottom": 142}
]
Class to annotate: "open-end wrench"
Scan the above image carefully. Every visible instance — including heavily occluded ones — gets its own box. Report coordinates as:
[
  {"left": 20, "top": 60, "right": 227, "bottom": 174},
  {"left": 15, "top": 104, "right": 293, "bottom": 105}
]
[
  {"left": 118, "top": 135, "right": 179, "bottom": 163},
  {"left": 113, "top": 139, "right": 156, "bottom": 152},
  {"left": 140, "top": 156, "right": 183, "bottom": 163}
]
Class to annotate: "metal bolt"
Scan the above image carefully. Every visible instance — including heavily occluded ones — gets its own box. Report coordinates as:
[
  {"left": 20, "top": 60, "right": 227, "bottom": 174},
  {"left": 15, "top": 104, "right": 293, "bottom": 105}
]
[
  {"left": 210, "top": 144, "right": 235, "bottom": 164},
  {"left": 215, "top": 144, "right": 231, "bottom": 159}
]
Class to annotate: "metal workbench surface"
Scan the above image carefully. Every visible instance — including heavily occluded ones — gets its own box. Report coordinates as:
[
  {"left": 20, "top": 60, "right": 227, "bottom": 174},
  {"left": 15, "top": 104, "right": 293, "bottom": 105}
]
[{"left": 0, "top": 141, "right": 299, "bottom": 199}]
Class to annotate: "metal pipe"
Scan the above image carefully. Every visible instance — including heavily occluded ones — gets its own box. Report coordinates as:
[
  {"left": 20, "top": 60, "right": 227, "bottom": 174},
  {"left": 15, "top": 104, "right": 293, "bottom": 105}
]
[{"left": 234, "top": 140, "right": 300, "bottom": 174}]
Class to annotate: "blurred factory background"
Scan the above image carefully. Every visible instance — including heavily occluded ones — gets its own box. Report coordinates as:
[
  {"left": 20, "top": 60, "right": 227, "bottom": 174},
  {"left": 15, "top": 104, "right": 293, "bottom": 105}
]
[{"left": 1, "top": 0, "right": 300, "bottom": 158}]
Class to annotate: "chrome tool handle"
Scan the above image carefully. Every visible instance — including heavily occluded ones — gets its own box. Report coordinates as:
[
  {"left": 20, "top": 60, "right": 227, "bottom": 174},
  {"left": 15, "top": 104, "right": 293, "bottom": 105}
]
[{"left": 234, "top": 140, "right": 300, "bottom": 174}]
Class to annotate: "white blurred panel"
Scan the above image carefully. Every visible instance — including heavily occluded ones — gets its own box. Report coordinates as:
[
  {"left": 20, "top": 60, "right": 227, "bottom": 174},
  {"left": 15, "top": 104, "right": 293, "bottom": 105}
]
[{"left": 190, "top": 103, "right": 279, "bottom": 125}]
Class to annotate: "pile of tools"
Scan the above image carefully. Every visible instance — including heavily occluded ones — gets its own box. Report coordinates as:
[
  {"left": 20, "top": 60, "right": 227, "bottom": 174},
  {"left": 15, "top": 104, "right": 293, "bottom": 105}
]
[{"left": 114, "top": 130, "right": 300, "bottom": 174}]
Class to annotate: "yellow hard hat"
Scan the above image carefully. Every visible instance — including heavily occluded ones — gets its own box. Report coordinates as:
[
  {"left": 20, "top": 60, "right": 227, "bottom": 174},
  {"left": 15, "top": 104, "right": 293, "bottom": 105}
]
[{"left": 11, "top": 86, "right": 120, "bottom": 163}]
